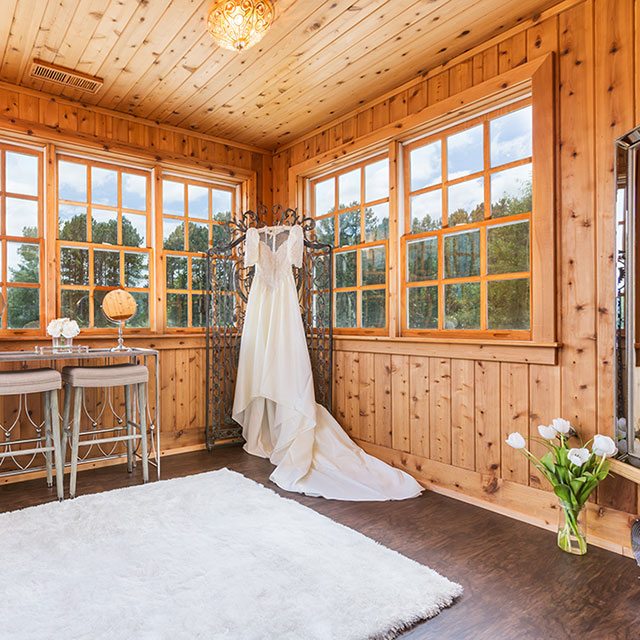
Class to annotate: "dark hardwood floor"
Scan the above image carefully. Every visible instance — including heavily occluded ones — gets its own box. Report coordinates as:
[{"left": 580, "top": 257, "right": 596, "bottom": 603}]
[{"left": 1, "top": 448, "right": 638, "bottom": 640}]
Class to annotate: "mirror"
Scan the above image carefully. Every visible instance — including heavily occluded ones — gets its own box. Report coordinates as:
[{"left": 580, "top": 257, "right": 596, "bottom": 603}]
[
  {"left": 615, "top": 125, "right": 640, "bottom": 466},
  {"left": 102, "top": 289, "right": 137, "bottom": 352}
]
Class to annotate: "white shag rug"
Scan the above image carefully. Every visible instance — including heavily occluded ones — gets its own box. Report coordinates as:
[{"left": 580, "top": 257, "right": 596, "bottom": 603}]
[{"left": 0, "top": 469, "right": 462, "bottom": 640}]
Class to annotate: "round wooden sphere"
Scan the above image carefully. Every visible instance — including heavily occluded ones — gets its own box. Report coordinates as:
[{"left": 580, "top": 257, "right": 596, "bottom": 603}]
[{"left": 102, "top": 289, "right": 137, "bottom": 322}]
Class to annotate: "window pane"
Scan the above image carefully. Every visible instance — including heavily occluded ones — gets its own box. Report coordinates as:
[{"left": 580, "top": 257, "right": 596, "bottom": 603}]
[
  {"left": 192, "top": 257, "right": 208, "bottom": 290},
  {"left": 129, "top": 292, "right": 149, "bottom": 328},
  {"left": 338, "top": 169, "right": 360, "bottom": 208},
  {"left": 188, "top": 185, "right": 209, "bottom": 219},
  {"left": 491, "top": 106, "right": 532, "bottom": 167},
  {"left": 338, "top": 210, "right": 360, "bottom": 246},
  {"left": 313, "top": 253, "right": 330, "bottom": 291},
  {"left": 364, "top": 203, "right": 389, "bottom": 242},
  {"left": 444, "top": 230, "right": 480, "bottom": 279},
  {"left": 122, "top": 173, "right": 147, "bottom": 210},
  {"left": 335, "top": 251, "right": 356, "bottom": 288},
  {"left": 7, "top": 288, "right": 39, "bottom": 328},
  {"left": 410, "top": 141, "right": 441, "bottom": 191},
  {"left": 60, "top": 289, "right": 89, "bottom": 327},
  {"left": 192, "top": 293, "right": 207, "bottom": 327},
  {"left": 163, "top": 180, "right": 184, "bottom": 214},
  {"left": 487, "top": 221, "right": 530, "bottom": 275},
  {"left": 167, "top": 293, "right": 188, "bottom": 327},
  {"left": 58, "top": 161, "right": 87, "bottom": 202},
  {"left": 214, "top": 258, "right": 234, "bottom": 292},
  {"left": 447, "top": 124, "right": 483, "bottom": 179},
  {"left": 6, "top": 152, "right": 38, "bottom": 196},
  {"left": 491, "top": 163, "right": 532, "bottom": 218},
  {"left": 212, "top": 223, "right": 231, "bottom": 249},
  {"left": 92, "top": 209, "right": 118, "bottom": 245},
  {"left": 6, "top": 198, "right": 38, "bottom": 237},
  {"left": 7, "top": 242, "right": 38, "bottom": 283},
  {"left": 365, "top": 159, "right": 388, "bottom": 201},
  {"left": 124, "top": 252, "right": 149, "bottom": 288},
  {"left": 94, "top": 249, "right": 119, "bottom": 286},
  {"left": 444, "top": 282, "right": 480, "bottom": 329},
  {"left": 60, "top": 247, "right": 89, "bottom": 285},
  {"left": 407, "top": 237, "right": 438, "bottom": 282},
  {"left": 361, "top": 246, "right": 385, "bottom": 286},
  {"left": 163, "top": 218, "right": 184, "bottom": 250},
  {"left": 335, "top": 291, "right": 356, "bottom": 328},
  {"left": 411, "top": 189, "right": 442, "bottom": 232},
  {"left": 122, "top": 213, "right": 146, "bottom": 247},
  {"left": 314, "top": 178, "right": 334, "bottom": 215},
  {"left": 448, "top": 178, "right": 484, "bottom": 225},
  {"left": 93, "top": 290, "right": 112, "bottom": 329},
  {"left": 91, "top": 167, "right": 117, "bottom": 206},
  {"left": 362, "top": 289, "right": 385, "bottom": 328},
  {"left": 488, "top": 278, "right": 530, "bottom": 330},
  {"left": 166, "top": 255, "right": 188, "bottom": 289},
  {"left": 315, "top": 217, "right": 334, "bottom": 245},
  {"left": 312, "top": 292, "right": 330, "bottom": 328},
  {"left": 59, "top": 205, "right": 87, "bottom": 241},
  {"left": 189, "top": 221, "right": 209, "bottom": 253},
  {"left": 408, "top": 286, "right": 438, "bottom": 329},
  {"left": 212, "top": 190, "right": 232, "bottom": 220}
]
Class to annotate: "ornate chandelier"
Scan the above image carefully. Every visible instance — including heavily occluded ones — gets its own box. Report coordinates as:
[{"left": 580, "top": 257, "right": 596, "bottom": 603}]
[{"left": 207, "top": 0, "right": 275, "bottom": 52}]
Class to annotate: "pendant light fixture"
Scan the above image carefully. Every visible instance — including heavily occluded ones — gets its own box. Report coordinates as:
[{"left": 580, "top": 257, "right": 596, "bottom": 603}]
[{"left": 207, "top": 0, "right": 275, "bottom": 52}]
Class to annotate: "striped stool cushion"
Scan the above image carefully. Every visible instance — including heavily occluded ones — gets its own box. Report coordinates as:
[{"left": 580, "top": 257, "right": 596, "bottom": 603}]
[
  {"left": 0, "top": 368, "right": 61, "bottom": 396},
  {"left": 62, "top": 364, "right": 148, "bottom": 388}
]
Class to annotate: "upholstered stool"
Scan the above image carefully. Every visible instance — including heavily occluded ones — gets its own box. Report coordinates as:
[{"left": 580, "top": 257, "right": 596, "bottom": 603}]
[
  {"left": 61, "top": 363, "right": 149, "bottom": 498},
  {"left": 0, "top": 368, "right": 64, "bottom": 500}
]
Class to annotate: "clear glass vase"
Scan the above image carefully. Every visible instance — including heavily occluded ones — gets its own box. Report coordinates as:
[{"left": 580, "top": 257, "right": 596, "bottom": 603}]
[
  {"left": 52, "top": 335, "right": 73, "bottom": 352},
  {"left": 557, "top": 502, "right": 587, "bottom": 555}
]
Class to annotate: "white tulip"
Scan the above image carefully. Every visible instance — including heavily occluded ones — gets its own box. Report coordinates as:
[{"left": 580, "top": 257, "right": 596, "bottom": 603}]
[
  {"left": 46, "top": 318, "right": 66, "bottom": 338},
  {"left": 551, "top": 418, "right": 573, "bottom": 434},
  {"left": 567, "top": 447, "right": 590, "bottom": 467},
  {"left": 537, "top": 424, "right": 557, "bottom": 440},
  {"left": 61, "top": 319, "right": 80, "bottom": 338},
  {"left": 592, "top": 434, "right": 617, "bottom": 458},
  {"left": 505, "top": 432, "right": 526, "bottom": 449}
]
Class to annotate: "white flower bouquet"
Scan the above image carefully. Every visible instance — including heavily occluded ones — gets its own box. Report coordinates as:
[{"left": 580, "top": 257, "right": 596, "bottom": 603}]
[
  {"left": 505, "top": 418, "right": 616, "bottom": 555},
  {"left": 47, "top": 317, "right": 80, "bottom": 350}
]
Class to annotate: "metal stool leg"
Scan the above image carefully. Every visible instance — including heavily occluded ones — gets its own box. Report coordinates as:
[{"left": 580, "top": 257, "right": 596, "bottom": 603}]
[
  {"left": 138, "top": 382, "right": 149, "bottom": 483},
  {"left": 124, "top": 385, "right": 133, "bottom": 473},
  {"left": 43, "top": 392, "right": 53, "bottom": 488},
  {"left": 69, "top": 387, "right": 83, "bottom": 499},
  {"left": 49, "top": 389, "right": 64, "bottom": 501},
  {"left": 61, "top": 382, "right": 72, "bottom": 457}
]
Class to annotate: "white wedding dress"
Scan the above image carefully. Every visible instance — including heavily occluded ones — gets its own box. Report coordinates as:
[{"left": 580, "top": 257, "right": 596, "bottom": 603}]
[{"left": 232, "top": 224, "right": 422, "bottom": 501}]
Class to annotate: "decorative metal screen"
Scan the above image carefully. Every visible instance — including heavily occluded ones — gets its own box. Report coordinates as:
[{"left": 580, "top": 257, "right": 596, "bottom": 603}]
[{"left": 205, "top": 206, "right": 333, "bottom": 450}]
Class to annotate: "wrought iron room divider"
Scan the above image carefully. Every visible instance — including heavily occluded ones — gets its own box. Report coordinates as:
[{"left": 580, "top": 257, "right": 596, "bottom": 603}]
[{"left": 205, "top": 206, "right": 333, "bottom": 450}]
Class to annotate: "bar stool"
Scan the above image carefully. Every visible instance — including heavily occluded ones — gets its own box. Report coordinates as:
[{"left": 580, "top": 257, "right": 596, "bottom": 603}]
[
  {"left": 0, "top": 369, "right": 64, "bottom": 500},
  {"left": 61, "top": 363, "right": 149, "bottom": 498}
]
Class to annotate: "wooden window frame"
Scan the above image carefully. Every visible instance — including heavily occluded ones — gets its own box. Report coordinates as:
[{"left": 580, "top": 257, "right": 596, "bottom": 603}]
[
  {"left": 402, "top": 99, "right": 533, "bottom": 340},
  {"left": 56, "top": 153, "right": 154, "bottom": 333},
  {"left": 158, "top": 171, "right": 238, "bottom": 333},
  {"left": 309, "top": 154, "right": 390, "bottom": 336}
]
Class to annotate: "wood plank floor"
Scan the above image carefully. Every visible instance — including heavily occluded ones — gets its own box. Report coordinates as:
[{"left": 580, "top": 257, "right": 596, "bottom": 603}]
[{"left": 1, "top": 448, "right": 638, "bottom": 639}]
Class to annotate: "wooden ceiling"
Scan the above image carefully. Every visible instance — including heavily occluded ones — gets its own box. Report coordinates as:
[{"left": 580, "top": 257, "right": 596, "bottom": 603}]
[{"left": 0, "top": 0, "right": 558, "bottom": 150}]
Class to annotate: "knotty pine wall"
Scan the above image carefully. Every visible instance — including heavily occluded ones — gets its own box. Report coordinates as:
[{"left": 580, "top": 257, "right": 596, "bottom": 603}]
[
  {"left": 273, "top": 0, "right": 640, "bottom": 555},
  {"left": 0, "top": 82, "right": 272, "bottom": 467}
]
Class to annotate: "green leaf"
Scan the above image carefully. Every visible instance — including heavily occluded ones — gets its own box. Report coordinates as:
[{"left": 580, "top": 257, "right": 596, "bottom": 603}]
[{"left": 553, "top": 484, "right": 572, "bottom": 505}]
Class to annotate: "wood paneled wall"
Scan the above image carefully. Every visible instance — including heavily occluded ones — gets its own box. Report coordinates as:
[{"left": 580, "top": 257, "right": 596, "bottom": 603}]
[
  {"left": 0, "top": 83, "right": 272, "bottom": 470},
  {"left": 273, "top": 0, "right": 640, "bottom": 555}
]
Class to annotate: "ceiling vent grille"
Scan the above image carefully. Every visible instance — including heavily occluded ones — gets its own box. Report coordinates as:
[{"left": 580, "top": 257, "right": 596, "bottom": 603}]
[{"left": 29, "top": 59, "right": 103, "bottom": 94}]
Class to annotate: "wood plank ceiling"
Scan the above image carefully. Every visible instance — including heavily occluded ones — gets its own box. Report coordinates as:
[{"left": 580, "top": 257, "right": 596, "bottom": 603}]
[{"left": 0, "top": 0, "right": 558, "bottom": 149}]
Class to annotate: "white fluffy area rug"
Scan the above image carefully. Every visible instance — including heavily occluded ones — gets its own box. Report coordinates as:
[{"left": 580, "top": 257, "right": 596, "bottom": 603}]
[{"left": 1, "top": 469, "right": 462, "bottom": 640}]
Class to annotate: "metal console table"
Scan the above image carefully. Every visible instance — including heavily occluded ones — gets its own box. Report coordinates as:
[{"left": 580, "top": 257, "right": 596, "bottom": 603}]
[{"left": 0, "top": 347, "right": 161, "bottom": 480}]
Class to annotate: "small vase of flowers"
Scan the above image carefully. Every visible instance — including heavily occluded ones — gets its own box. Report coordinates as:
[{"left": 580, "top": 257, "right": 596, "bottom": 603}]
[
  {"left": 505, "top": 418, "right": 617, "bottom": 555},
  {"left": 47, "top": 318, "right": 80, "bottom": 352}
]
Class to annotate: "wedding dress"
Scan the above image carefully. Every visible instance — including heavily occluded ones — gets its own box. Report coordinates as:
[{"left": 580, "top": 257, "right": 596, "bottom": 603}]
[{"left": 232, "top": 224, "right": 422, "bottom": 501}]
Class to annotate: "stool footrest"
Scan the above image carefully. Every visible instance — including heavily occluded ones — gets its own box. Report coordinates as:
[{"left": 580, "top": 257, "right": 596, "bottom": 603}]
[
  {"left": 76, "top": 434, "right": 141, "bottom": 446},
  {"left": 0, "top": 446, "right": 53, "bottom": 457}
]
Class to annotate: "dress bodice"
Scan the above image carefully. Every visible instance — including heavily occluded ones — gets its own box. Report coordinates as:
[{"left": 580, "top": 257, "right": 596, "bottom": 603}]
[{"left": 244, "top": 225, "right": 304, "bottom": 288}]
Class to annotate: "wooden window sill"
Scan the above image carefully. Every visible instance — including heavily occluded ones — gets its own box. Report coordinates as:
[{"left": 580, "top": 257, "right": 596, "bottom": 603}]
[{"left": 334, "top": 335, "right": 559, "bottom": 365}]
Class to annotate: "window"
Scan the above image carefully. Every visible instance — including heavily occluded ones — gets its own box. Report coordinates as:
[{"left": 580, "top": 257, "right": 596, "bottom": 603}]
[
  {"left": 57, "top": 156, "right": 152, "bottom": 329},
  {"left": 161, "top": 175, "right": 235, "bottom": 329},
  {"left": 0, "top": 143, "right": 43, "bottom": 331},
  {"left": 403, "top": 102, "right": 532, "bottom": 337},
  {"left": 310, "top": 156, "right": 389, "bottom": 333}
]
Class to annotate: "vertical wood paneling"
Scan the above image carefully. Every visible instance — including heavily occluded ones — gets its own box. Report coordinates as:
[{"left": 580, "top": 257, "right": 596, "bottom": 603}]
[
  {"left": 500, "top": 363, "right": 530, "bottom": 484},
  {"left": 391, "top": 354, "right": 410, "bottom": 452},
  {"left": 451, "top": 359, "right": 475, "bottom": 471},
  {"left": 429, "top": 357, "right": 451, "bottom": 464},
  {"left": 358, "top": 352, "right": 375, "bottom": 443},
  {"left": 475, "top": 361, "right": 501, "bottom": 490},
  {"left": 409, "top": 356, "right": 429, "bottom": 458},
  {"left": 346, "top": 352, "right": 360, "bottom": 438},
  {"left": 373, "top": 353, "right": 393, "bottom": 448}
]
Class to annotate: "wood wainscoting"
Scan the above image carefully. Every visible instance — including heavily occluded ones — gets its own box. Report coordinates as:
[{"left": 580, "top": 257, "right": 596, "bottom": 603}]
[{"left": 274, "top": 0, "right": 640, "bottom": 555}]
